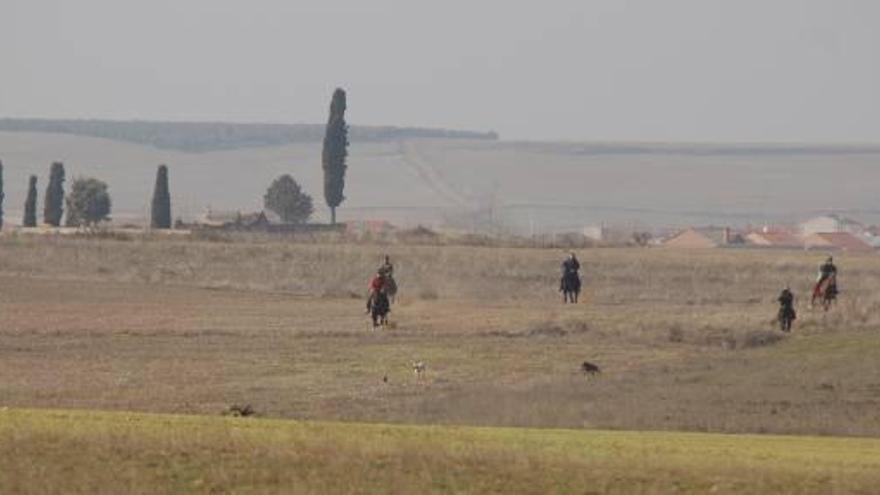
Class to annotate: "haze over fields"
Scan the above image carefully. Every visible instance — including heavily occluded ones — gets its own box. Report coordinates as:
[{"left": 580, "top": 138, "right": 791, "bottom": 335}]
[
  {"left": 2, "top": 1, "right": 879, "bottom": 232},
  {"left": 2, "top": 127, "right": 880, "bottom": 232}
]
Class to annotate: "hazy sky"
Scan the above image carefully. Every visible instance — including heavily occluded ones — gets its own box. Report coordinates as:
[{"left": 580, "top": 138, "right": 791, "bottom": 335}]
[{"left": 2, "top": 0, "right": 878, "bottom": 142}]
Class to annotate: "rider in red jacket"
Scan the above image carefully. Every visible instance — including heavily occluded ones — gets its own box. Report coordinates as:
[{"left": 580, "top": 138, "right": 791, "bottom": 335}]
[{"left": 366, "top": 271, "right": 385, "bottom": 312}]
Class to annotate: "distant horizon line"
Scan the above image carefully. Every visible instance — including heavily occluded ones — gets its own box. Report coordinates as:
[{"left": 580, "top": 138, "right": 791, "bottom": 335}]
[{"left": 3, "top": 116, "right": 880, "bottom": 148}]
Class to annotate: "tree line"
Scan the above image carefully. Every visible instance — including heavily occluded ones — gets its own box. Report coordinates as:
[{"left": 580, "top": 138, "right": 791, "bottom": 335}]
[
  {"left": 0, "top": 88, "right": 351, "bottom": 229},
  {"left": 0, "top": 117, "right": 494, "bottom": 153},
  {"left": 3, "top": 160, "right": 116, "bottom": 228}
]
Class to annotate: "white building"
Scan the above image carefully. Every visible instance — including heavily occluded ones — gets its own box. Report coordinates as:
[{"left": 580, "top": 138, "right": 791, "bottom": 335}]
[{"left": 799, "top": 214, "right": 864, "bottom": 236}]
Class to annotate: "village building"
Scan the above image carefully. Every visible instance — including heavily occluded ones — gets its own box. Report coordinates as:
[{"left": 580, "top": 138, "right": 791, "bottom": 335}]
[
  {"left": 582, "top": 225, "right": 607, "bottom": 242},
  {"left": 663, "top": 227, "right": 743, "bottom": 249},
  {"left": 197, "top": 209, "right": 271, "bottom": 229},
  {"left": 800, "top": 214, "right": 865, "bottom": 236},
  {"left": 345, "top": 220, "right": 395, "bottom": 238},
  {"left": 803, "top": 232, "right": 873, "bottom": 252},
  {"left": 744, "top": 228, "right": 803, "bottom": 249}
]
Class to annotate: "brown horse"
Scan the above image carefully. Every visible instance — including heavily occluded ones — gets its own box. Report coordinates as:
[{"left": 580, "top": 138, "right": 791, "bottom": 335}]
[{"left": 811, "top": 274, "right": 837, "bottom": 311}]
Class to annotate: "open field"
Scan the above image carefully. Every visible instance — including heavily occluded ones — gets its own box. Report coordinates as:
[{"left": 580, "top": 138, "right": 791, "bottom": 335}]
[
  {"left": 2, "top": 408, "right": 880, "bottom": 494},
  {"left": 2, "top": 235, "right": 880, "bottom": 437}
]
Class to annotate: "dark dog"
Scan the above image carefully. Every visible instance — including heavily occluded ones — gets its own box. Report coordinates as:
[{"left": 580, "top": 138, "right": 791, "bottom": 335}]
[
  {"left": 225, "top": 404, "right": 255, "bottom": 417},
  {"left": 581, "top": 361, "right": 601, "bottom": 375}
]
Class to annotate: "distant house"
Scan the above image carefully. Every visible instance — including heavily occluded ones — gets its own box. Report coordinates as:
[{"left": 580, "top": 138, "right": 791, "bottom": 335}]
[
  {"left": 800, "top": 214, "right": 865, "bottom": 236},
  {"left": 803, "top": 232, "right": 873, "bottom": 252},
  {"left": 198, "top": 209, "right": 270, "bottom": 229},
  {"left": 859, "top": 226, "right": 880, "bottom": 248},
  {"left": 582, "top": 225, "right": 607, "bottom": 242},
  {"left": 859, "top": 233, "right": 880, "bottom": 249},
  {"left": 663, "top": 227, "right": 743, "bottom": 249},
  {"left": 345, "top": 220, "right": 395, "bottom": 237},
  {"left": 745, "top": 229, "right": 803, "bottom": 249}
]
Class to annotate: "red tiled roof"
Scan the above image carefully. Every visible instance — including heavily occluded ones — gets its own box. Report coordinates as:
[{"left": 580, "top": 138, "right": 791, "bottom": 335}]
[{"left": 746, "top": 231, "right": 803, "bottom": 247}]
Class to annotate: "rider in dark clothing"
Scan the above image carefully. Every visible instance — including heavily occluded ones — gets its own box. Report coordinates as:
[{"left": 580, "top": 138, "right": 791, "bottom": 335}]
[
  {"left": 813, "top": 256, "right": 838, "bottom": 300},
  {"left": 818, "top": 256, "right": 837, "bottom": 282},
  {"left": 561, "top": 253, "right": 580, "bottom": 275},
  {"left": 560, "top": 252, "right": 580, "bottom": 291},
  {"left": 379, "top": 255, "right": 394, "bottom": 278},
  {"left": 778, "top": 286, "right": 796, "bottom": 330},
  {"left": 778, "top": 286, "right": 795, "bottom": 313}
]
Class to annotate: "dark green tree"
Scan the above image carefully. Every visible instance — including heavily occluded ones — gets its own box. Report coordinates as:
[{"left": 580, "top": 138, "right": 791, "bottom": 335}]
[
  {"left": 321, "top": 88, "right": 348, "bottom": 224},
  {"left": 151, "top": 164, "right": 172, "bottom": 229},
  {"left": 65, "top": 177, "right": 111, "bottom": 227},
  {"left": 43, "top": 161, "right": 65, "bottom": 226},
  {"left": 264, "top": 174, "right": 313, "bottom": 224},
  {"left": 23, "top": 176, "right": 37, "bottom": 227},
  {"left": 0, "top": 160, "right": 4, "bottom": 230}
]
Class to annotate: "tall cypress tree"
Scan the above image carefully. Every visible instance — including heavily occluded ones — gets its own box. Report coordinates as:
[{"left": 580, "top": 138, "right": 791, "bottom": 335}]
[
  {"left": 23, "top": 175, "right": 37, "bottom": 227},
  {"left": 151, "top": 164, "right": 172, "bottom": 229},
  {"left": 43, "top": 161, "right": 65, "bottom": 226},
  {"left": 321, "top": 88, "right": 348, "bottom": 225},
  {"left": 0, "top": 160, "right": 5, "bottom": 230}
]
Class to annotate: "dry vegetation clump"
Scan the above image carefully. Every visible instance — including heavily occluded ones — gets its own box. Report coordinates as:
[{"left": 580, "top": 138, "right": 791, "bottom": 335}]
[
  {"left": 526, "top": 320, "right": 568, "bottom": 337},
  {"left": 740, "top": 330, "right": 786, "bottom": 349},
  {"left": 223, "top": 404, "right": 256, "bottom": 417}
]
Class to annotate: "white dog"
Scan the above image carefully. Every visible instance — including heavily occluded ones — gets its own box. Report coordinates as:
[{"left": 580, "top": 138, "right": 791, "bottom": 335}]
[{"left": 412, "top": 361, "right": 426, "bottom": 379}]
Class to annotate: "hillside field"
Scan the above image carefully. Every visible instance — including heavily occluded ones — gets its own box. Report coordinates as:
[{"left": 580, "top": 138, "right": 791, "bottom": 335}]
[
  {"left": 1, "top": 235, "right": 880, "bottom": 433},
  {"left": 2, "top": 235, "right": 880, "bottom": 492}
]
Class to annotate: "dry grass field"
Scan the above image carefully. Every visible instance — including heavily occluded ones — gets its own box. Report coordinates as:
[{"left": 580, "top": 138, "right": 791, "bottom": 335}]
[
  {"left": 2, "top": 234, "right": 880, "bottom": 438},
  {"left": 3, "top": 408, "right": 880, "bottom": 494}
]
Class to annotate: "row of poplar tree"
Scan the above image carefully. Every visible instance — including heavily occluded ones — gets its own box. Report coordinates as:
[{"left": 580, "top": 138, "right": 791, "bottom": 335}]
[
  {"left": 0, "top": 160, "right": 171, "bottom": 230},
  {"left": 0, "top": 86, "right": 348, "bottom": 230}
]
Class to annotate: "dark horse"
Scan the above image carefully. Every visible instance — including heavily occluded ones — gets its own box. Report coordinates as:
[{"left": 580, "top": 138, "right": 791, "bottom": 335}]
[
  {"left": 369, "top": 290, "right": 391, "bottom": 328},
  {"left": 384, "top": 275, "right": 398, "bottom": 303},
  {"left": 811, "top": 274, "right": 838, "bottom": 311},
  {"left": 778, "top": 305, "right": 796, "bottom": 332},
  {"left": 560, "top": 271, "right": 581, "bottom": 304}
]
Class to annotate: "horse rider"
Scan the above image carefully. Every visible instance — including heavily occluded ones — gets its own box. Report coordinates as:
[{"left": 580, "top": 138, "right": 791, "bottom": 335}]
[
  {"left": 812, "top": 255, "right": 838, "bottom": 300},
  {"left": 560, "top": 252, "right": 580, "bottom": 291},
  {"left": 366, "top": 269, "right": 386, "bottom": 313},
  {"left": 378, "top": 255, "right": 394, "bottom": 278},
  {"left": 377, "top": 254, "right": 398, "bottom": 299},
  {"left": 777, "top": 285, "right": 796, "bottom": 327}
]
